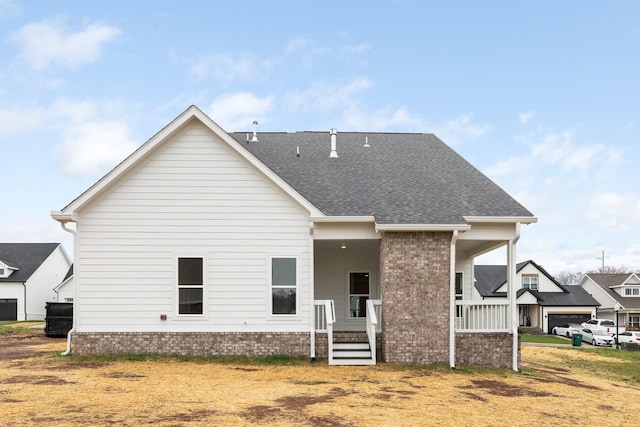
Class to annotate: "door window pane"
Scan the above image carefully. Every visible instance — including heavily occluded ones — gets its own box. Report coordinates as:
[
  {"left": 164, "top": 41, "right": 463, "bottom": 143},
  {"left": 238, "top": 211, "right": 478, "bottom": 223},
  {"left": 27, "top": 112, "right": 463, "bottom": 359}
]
[{"left": 349, "top": 272, "right": 370, "bottom": 318}]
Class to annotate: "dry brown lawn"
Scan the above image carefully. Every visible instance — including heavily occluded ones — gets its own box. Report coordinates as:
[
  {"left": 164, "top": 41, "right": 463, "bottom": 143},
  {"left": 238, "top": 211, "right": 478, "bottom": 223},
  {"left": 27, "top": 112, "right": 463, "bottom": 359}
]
[{"left": 1, "top": 332, "right": 639, "bottom": 426}]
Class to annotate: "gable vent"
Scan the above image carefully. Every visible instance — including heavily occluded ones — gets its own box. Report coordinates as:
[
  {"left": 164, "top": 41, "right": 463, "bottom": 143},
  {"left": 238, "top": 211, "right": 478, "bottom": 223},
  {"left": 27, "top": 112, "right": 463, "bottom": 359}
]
[{"left": 329, "top": 128, "right": 338, "bottom": 158}]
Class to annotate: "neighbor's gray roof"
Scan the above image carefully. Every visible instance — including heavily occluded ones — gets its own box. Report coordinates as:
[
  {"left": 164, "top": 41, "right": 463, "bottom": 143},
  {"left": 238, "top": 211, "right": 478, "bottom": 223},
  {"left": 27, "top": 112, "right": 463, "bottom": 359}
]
[
  {"left": 586, "top": 273, "right": 640, "bottom": 309},
  {"left": 0, "top": 243, "right": 60, "bottom": 282},
  {"left": 230, "top": 132, "right": 533, "bottom": 225},
  {"left": 474, "top": 261, "right": 600, "bottom": 307}
]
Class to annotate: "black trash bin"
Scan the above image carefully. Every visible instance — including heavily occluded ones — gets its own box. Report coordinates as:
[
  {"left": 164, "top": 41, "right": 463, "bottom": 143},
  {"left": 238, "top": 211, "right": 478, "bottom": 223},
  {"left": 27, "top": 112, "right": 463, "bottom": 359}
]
[{"left": 44, "top": 302, "right": 73, "bottom": 338}]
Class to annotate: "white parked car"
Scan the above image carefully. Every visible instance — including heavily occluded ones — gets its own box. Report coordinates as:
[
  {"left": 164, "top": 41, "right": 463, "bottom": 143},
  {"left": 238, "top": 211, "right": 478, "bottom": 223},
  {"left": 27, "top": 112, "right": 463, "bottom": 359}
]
[
  {"left": 581, "top": 328, "right": 615, "bottom": 346},
  {"left": 552, "top": 323, "right": 582, "bottom": 338},
  {"left": 616, "top": 331, "right": 640, "bottom": 344}
]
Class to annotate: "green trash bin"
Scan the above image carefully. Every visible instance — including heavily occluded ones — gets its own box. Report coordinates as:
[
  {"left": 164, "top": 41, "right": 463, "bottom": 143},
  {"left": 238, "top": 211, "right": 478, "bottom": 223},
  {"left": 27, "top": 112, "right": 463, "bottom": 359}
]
[{"left": 572, "top": 333, "right": 582, "bottom": 347}]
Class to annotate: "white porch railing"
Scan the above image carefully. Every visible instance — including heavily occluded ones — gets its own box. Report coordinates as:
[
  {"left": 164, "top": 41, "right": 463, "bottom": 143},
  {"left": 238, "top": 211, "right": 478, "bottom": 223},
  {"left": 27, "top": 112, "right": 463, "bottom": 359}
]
[{"left": 455, "top": 301, "right": 510, "bottom": 332}]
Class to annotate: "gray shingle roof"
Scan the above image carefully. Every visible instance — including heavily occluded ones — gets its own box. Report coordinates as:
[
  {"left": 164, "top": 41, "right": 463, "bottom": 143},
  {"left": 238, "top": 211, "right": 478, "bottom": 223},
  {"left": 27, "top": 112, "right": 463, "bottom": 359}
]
[
  {"left": 586, "top": 273, "right": 640, "bottom": 309},
  {"left": 0, "top": 243, "right": 60, "bottom": 282},
  {"left": 230, "top": 131, "right": 533, "bottom": 225}
]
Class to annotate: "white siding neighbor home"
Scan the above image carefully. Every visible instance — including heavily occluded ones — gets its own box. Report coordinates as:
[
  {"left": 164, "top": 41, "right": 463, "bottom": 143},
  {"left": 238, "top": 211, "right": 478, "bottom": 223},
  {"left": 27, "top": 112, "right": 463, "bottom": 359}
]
[
  {"left": 0, "top": 243, "right": 72, "bottom": 321},
  {"left": 579, "top": 273, "right": 640, "bottom": 329},
  {"left": 52, "top": 106, "right": 536, "bottom": 369},
  {"left": 474, "top": 260, "right": 600, "bottom": 333}
]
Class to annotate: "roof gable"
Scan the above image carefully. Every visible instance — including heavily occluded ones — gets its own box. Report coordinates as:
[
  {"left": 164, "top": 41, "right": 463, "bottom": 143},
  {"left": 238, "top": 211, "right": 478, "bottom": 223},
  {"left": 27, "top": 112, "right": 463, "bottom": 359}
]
[
  {"left": 53, "top": 106, "right": 322, "bottom": 220},
  {"left": 0, "top": 243, "right": 60, "bottom": 282}
]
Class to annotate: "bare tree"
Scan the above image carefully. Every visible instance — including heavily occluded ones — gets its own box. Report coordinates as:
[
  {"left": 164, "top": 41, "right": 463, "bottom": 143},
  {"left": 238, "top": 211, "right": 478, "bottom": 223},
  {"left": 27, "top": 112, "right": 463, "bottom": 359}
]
[
  {"left": 555, "top": 271, "right": 584, "bottom": 286},
  {"left": 588, "top": 265, "right": 631, "bottom": 274}
]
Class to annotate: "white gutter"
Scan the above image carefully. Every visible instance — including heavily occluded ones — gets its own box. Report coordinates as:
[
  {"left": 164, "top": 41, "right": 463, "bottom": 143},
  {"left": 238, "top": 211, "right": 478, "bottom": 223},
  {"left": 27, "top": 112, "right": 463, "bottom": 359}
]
[{"left": 449, "top": 230, "right": 458, "bottom": 369}]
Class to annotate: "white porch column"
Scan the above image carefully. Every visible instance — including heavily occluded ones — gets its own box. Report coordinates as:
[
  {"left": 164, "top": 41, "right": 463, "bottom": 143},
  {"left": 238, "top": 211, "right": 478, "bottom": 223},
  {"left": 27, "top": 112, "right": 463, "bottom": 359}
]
[
  {"left": 507, "top": 223, "right": 521, "bottom": 372},
  {"left": 449, "top": 230, "right": 458, "bottom": 369}
]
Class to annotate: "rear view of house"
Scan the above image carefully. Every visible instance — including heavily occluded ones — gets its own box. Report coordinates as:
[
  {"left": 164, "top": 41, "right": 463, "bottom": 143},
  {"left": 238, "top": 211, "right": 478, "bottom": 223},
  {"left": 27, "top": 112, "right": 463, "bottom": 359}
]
[
  {"left": 52, "top": 106, "right": 536, "bottom": 369},
  {"left": 0, "top": 243, "right": 72, "bottom": 321}
]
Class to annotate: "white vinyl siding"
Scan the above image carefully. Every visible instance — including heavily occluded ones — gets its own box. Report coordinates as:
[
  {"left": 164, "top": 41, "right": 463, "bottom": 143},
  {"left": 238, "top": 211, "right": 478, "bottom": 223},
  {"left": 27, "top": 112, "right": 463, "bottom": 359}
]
[{"left": 74, "top": 123, "right": 311, "bottom": 332}]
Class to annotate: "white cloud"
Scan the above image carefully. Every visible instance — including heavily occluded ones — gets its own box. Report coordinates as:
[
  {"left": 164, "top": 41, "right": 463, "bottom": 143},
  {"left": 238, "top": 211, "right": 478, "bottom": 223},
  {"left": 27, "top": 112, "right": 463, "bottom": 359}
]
[
  {"left": 284, "top": 77, "right": 375, "bottom": 114},
  {"left": 586, "top": 192, "right": 640, "bottom": 232},
  {"left": 286, "top": 36, "right": 312, "bottom": 53},
  {"left": 57, "top": 120, "right": 137, "bottom": 176},
  {"left": 432, "top": 114, "right": 492, "bottom": 146},
  {"left": 0, "top": 0, "right": 19, "bottom": 17},
  {"left": 344, "top": 42, "right": 372, "bottom": 54},
  {"left": 207, "top": 92, "right": 274, "bottom": 131},
  {"left": 0, "top": 108, "right": 44, "bottom": 139},
  {"left": 518, "top": 110, "right": 534, "bottom": 124},
  {"left": 11, "top": 18, "right": 121, "bottom": 70},
  {"left": 189, "top": 52, "right": 272, "bottom": 83}
]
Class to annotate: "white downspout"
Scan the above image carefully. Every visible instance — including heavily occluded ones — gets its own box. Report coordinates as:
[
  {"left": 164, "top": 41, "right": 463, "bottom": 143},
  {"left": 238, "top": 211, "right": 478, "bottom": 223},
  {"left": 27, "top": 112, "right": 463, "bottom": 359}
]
[
  {"left": 508, "top": 223, "right": 521, "bottom": 372},
  {"left": 449, "top": 230, "right": 458, "bottom": 369},
  {"left": 58, "top": 220, "right": 76, "bottom": 356}
]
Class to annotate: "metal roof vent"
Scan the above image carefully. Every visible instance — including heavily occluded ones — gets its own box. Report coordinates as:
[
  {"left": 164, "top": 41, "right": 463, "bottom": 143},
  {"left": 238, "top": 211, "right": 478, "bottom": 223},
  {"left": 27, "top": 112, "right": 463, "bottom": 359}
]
[
  {"left": 363, "top": 136, "right": 370, "bottom": 148},
  {"left": 329, "top": 128, "right": 339, "bottom": 158},
  {"left": 250, "top": 120, "right": 259, "bottom": 142}
]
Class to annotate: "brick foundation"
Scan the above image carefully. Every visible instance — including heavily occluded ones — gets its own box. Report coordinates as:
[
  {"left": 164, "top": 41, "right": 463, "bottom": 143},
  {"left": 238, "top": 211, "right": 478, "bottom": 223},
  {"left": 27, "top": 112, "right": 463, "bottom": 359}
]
[
  {"left": 455, "top": 333, "right": 519, "bottom": 369},
  {"left": 72, "top": 332, "right": 310, "bottom": 357},
  {"left": 380, "top": 231, "right": 451, "bottom": 364}
]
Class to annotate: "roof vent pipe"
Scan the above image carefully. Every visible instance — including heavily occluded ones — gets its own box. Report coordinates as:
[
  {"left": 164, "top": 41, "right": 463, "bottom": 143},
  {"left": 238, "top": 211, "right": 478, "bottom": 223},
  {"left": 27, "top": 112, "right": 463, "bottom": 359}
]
[
  {"left": 329, "top": 128, "right": 339, "bottom": 158},
  {"left": 363, "top": 136, "right": 370, "bottom": 148},
  {"left": 251, "top": 120, "right": 259, "bottom": 142}
]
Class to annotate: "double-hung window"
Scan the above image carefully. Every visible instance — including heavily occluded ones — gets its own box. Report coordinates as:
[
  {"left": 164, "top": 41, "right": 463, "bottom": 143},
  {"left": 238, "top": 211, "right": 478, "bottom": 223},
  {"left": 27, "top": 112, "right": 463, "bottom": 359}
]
[
  {"left": 624, "top": 287, "right": 640, "bottom": 296},
  {"left": 522, "top": 275, "right": 539, "bottom": 291},
  {"left": 271, "top": 257, "right": 297, "bottom": 315},
  {"left": 178, "top": 257, "right": 204, "bottom": 315}
]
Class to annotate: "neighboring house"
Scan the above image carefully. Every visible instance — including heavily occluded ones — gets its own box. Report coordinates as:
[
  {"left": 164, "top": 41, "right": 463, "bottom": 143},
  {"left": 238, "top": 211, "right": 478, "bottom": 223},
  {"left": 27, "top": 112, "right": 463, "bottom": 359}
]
[
  {"left": 579, "top": 273, "right": 640, "bottom": 330},
  {"left": 51, "top": 105, "right": 536, "bottom": 369},
  {"left": 54, "top": 265, "right": 74, "bottom": 303},
  {"left": 0, "top": 243, "right": 72, "bottom": 321},
  {"left": 473, "top": 260, "right": 600, "bottom": 333}
]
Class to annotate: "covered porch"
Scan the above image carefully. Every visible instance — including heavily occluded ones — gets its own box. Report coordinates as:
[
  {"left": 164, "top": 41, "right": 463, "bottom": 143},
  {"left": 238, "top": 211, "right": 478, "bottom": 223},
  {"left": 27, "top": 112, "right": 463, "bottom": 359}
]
[{"left": 308, "top": 218, "right": 527, "bottom": 369}]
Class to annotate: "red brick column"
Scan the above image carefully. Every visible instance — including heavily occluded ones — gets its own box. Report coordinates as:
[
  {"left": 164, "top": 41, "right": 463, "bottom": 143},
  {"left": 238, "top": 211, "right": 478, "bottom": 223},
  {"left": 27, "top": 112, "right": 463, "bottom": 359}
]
[{"left": 380, "top": 231, "right": 451, "bottom": 364}]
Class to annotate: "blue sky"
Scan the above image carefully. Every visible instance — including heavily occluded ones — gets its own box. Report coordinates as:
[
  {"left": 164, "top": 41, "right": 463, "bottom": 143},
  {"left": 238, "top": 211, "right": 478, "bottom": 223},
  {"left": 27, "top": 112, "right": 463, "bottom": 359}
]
[{"left": 1, "top": 0, "right": 638, "bottom": 275}]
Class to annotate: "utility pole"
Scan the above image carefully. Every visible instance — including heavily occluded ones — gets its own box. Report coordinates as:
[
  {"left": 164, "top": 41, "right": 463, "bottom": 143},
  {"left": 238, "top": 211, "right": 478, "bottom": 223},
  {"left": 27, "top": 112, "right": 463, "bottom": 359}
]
[{"left": 597, "top": 251, "right": 605, "bottom": 271}]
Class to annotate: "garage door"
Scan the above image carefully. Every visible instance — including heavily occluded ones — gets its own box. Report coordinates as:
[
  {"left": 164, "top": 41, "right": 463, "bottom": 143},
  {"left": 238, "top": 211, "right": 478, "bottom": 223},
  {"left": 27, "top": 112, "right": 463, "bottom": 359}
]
[
  {"left": 548, "top": 313, "right": 591, "bottom": 334},
  {"left": 0, "top": 298, "right": 18, "bottom": 321}
]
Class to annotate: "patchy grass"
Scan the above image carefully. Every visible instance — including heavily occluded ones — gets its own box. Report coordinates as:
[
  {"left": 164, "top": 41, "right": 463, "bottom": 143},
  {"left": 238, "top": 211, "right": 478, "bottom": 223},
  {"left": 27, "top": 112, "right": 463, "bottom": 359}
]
[
  {"left": 533, "top": 346, "right": 640, "bottom": 386},
  {"left": 520, "top": 334, "right": 570, "bottom": 344},
  {"left": 58, "top": 352, "right": 312, "bottom": 366},
  {"left": 0, "top": 321, "right": 43, "bottom": 335}
]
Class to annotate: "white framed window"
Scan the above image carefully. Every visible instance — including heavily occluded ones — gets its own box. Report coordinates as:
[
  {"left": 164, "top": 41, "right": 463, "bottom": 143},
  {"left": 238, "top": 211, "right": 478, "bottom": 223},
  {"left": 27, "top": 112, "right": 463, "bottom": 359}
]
[
  {"left": 270, "top": 257, "right": 297, "bottom": 315},
  {"left": 629, "top": 315, "right": 640, "bottom": 328},
  {"left": 349, "top": 272, "right": 370, "bottom": 319},
  {"left": 624, "top": 287, "right": 640, "bottom": 296},
  {"left": 522, "top": 275, "right": 539, "bottom": 291},
  {"left": 177, "top": 257, "right": 205, "bottom": 316}
]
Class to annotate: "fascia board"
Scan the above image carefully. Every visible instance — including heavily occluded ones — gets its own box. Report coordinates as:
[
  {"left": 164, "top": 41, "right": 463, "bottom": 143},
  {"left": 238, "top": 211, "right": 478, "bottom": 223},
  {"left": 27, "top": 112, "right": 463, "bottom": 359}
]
[
  {"left": 56, "top": 105, "right": 323, "bottom": 218},
  {"left": 375, "top": 223, "right": 472, "bottom": 232}
]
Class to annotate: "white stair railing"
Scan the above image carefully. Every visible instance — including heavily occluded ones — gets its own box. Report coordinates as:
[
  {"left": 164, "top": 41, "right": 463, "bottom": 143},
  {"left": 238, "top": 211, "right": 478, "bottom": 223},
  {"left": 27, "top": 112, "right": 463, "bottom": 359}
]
[
  {"left": 366, "top": 299, "right": 382, "bottom": 363},
  {"left": 314, "top": 300, "right": 335, "bottom": 363}
]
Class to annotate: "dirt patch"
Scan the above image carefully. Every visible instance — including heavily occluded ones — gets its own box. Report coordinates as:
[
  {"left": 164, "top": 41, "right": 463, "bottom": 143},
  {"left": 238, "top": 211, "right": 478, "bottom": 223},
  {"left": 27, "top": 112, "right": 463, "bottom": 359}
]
[
  {"left": 464, "top": 379, "right": 556, "bottom": 397},
  {"left": 2, "top": 335, "right": 640, "bottom": 426}
]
